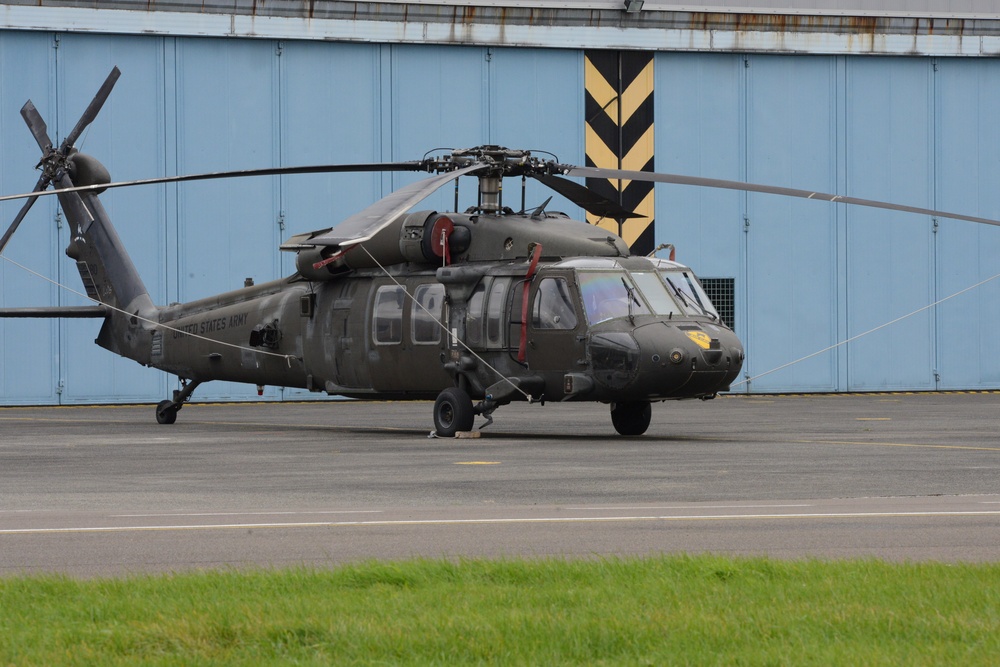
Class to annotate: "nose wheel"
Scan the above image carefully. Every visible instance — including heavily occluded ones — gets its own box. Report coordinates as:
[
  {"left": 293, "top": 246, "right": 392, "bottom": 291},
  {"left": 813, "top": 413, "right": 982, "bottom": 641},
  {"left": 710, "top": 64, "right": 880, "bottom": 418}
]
[
  {"left": 610, "top": 400, "right": 651, "bottom": 436},
  {"left": 155, "top": 399, "right": 179, "bottom": 425}
]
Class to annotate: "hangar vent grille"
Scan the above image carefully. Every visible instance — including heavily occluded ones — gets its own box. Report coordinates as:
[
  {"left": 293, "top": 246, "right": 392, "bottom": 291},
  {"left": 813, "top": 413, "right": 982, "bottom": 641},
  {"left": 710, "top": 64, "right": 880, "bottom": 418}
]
[{"left": 700, "top": 278, "right": 734, "bottom": 330}]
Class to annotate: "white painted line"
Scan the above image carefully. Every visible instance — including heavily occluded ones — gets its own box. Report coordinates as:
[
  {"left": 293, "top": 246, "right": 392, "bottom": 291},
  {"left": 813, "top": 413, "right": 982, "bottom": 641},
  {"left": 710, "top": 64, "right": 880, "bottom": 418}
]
[
  {"left": 565, "top": 504, "right": 814, "bottom": 510},
  {"left": 3, "top": 510, "right": 1000, "bottom": 535},
  {"left": 111, "top": 510, "right": 383, "bottom": 518}
]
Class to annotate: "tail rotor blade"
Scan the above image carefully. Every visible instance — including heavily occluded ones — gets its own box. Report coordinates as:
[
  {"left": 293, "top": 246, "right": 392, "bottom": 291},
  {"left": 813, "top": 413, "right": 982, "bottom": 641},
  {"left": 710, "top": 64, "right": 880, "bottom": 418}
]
[
  {"left": 60, "top": 66, "right": 121, "bottom": 152},
  {"left": 0, "top": 174, "right": 50, "bottom": 255}
]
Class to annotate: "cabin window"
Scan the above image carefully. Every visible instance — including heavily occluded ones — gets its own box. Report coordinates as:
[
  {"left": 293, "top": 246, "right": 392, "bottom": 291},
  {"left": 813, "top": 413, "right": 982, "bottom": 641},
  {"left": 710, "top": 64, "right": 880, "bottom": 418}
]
[
  {"left": 531, "top": 277, "right": 579, "bottom": 330},
  {"left": 373, "top": 285, "right": 405, "bottom": 344},
  {"left": 466, "top": 283, "right": 487, "bottom": 347},
  {"left": 486, "top": 278, "right": 509, "bottom": 346},
  {"left": 411, "top": 283, "right": 445, "bottom": 344}
]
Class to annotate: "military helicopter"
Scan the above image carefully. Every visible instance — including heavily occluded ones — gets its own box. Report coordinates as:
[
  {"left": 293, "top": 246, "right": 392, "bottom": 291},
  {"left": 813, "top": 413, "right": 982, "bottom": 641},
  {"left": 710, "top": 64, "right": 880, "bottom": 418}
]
[{"left": 2, "top": 69, "right": 997, "bottom": 437}]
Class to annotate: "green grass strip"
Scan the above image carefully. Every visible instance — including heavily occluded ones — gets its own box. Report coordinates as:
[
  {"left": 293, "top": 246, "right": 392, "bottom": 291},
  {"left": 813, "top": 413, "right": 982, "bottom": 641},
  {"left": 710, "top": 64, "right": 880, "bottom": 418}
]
[{"left": 2, "top": 555, "right": 999, "bottom": 665}]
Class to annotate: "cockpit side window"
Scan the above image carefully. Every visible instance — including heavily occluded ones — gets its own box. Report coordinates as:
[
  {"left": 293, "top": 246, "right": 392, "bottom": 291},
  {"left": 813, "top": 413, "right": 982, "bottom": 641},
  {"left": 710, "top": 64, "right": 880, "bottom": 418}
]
[
  {"left": 531, "top": 277, "right": 579, "bottom": 330},
  {"left": 466, "top": 283, "right": 487, "bottom": 346},
  {"left": 486, "top": 278, "right": 509, "bottom": 346}
]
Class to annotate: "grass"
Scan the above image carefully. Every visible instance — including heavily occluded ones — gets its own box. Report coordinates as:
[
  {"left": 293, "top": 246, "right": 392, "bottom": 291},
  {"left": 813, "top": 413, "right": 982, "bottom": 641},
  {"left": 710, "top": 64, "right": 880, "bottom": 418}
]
[{"left": 2, "top": 555, "right": 999, "bottom": 665}]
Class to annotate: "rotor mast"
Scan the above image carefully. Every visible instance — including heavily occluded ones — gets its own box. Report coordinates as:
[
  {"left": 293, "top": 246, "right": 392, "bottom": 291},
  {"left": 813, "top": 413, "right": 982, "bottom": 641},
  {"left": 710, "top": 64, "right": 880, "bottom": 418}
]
[{"left": 439, "top": 146, "right": 543, "bottom": 215}]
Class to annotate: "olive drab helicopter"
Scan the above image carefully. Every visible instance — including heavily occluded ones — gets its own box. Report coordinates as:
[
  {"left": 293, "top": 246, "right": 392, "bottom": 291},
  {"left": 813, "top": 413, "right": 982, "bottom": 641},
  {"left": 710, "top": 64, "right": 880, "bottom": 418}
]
[{"left": 2, "top": 69, "right": 998, "bottom": 437}]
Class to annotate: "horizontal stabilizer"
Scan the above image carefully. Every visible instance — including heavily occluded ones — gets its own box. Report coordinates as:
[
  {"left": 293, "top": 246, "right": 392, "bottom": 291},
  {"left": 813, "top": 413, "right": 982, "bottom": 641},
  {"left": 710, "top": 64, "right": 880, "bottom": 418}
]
[{"left": 0, "top": 306, "right": 109, "bottom": 318}]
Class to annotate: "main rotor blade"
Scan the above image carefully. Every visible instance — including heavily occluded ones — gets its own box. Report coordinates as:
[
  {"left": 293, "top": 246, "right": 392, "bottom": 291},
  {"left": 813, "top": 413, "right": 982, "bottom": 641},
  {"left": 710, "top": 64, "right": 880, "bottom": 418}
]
[
  {"left": 531, "top": 173, "right": 644, "bottom": 220},
  {"left": 306, "top": 163, "right": 486, "bottom": 247},
  {"left": 564, "top": 166, "right": 1000, "bottom": 228},
  {"left": 0, "top": 174, "right": 50, "bottom": 255},
  {"left": 20, "top": 100, "right": 53, "bottom": 153},
  {"left": 0, "top": 162, "right": 428, "bottom": 205},
  {"left": 60, "top": 66, "right": 121, "bottom": 152}
]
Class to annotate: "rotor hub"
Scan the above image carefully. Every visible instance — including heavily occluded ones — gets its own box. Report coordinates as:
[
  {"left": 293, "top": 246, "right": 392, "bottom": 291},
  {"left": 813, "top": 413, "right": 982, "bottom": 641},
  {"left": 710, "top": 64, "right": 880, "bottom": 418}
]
[
  {"left": 421, "top": 145, "right": 571, "bottom": 215},
  {"left": 423, "top": 145, "right": 567, "bottom": 179}
]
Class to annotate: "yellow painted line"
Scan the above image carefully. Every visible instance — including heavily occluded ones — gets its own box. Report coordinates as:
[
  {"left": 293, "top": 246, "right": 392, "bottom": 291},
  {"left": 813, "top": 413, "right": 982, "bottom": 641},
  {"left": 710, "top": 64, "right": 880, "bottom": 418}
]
[
  {"left": 796, "top": 439, "right": 1000, "bottom": 452},
  {"left": 454, "top": 461, "right": 501, "bottom": 466},
  {"left": 0, "top": 415, "right": 420, "bottom": 434}
]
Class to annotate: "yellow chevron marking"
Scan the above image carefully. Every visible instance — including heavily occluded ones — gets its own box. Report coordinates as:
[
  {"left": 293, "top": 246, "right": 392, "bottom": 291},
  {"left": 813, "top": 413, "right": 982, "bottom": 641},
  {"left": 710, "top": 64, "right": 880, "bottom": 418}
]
[
  {"left": 584, "top": 57, "right": 619, "bottom": 123},
  {"left": 613, "top": 124, "right": 656, "bottom": 189},
  {"left": 623, "top": 189, "right": 655, "bottom": 246},
  {"left": 585, "top": 124, "right": 618, "bottom": 169},
  {"left": 623, "top": 124, "right": 655, "bottom": 172},
  {"left": 620, "top": 59, "right": 654, "bottom": 125},
  {"left": 585, "top": 125, "right": 622, "bottom": 195},
  {"left": 591, "top": 189, "right": 653, "bottom": 247},
  {"left": 629, "top": 187, "right": 655, "bottom": 221},
  {"left": 584, "top": 53, "right": 654, "bottom": 252}
]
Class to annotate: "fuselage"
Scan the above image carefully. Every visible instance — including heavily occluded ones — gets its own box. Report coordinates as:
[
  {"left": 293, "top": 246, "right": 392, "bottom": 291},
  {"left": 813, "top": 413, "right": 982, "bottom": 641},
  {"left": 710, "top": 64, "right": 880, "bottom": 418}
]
[{"left": 145, "top": 253, "right": 743, "bottom": 405}]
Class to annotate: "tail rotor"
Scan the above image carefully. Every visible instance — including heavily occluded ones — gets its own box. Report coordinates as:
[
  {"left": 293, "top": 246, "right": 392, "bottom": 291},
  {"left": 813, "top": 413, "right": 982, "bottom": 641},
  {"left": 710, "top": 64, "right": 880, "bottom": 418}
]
[{"left": 0, "top": 67, "right": 121, "bottom": 255}]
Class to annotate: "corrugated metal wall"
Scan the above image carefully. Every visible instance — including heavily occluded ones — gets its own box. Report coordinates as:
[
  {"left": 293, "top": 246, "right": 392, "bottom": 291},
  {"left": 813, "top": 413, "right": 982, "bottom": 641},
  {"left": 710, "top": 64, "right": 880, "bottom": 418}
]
[
  {"left": 1, "top": 31, "right": 998, "bottom": 403},
  {"left": 658, "top": 52, "right": 1000, "bottom": 392}
]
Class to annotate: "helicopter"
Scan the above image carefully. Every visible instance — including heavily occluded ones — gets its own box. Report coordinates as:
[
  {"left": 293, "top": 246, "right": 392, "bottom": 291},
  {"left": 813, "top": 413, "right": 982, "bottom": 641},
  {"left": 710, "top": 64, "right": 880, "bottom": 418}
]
[{"left": 2, "top": 68, "right": 998, "bottom": 437}]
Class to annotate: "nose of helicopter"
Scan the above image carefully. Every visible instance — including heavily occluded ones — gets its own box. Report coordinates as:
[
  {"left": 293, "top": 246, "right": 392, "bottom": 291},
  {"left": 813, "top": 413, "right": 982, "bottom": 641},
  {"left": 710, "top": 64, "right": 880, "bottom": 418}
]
[{"left": 631, "top": 322, "right": 744, "bottom": 398}]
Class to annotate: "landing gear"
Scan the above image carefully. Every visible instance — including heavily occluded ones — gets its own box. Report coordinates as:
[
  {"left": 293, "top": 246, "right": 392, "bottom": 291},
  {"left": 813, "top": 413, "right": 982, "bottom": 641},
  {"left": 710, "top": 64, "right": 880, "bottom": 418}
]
[
  {"left": 610, "top": 400, "right": 651, "bottom": 436},
  {"left": 154, "top": 379, "right": 202, "bottom": 425},
  {"left": 433, "top": 386, "right": 475, "bottom": 437},
  {"left": 155, "top": 399, "right": 178, "bottom": 424}
]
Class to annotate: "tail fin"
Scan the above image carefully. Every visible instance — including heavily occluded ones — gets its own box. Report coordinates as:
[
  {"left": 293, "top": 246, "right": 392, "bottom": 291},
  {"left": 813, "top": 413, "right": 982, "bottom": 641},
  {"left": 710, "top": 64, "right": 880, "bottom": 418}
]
[{"left": 60, "top": 181, "right": 158, "bottom": 362}]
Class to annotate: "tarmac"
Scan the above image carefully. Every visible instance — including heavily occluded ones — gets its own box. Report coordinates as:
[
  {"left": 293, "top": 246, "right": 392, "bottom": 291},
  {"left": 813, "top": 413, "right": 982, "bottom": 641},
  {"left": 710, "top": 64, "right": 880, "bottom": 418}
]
[{"left": 1, "top": 392, "right": 998, "bottom": 576}]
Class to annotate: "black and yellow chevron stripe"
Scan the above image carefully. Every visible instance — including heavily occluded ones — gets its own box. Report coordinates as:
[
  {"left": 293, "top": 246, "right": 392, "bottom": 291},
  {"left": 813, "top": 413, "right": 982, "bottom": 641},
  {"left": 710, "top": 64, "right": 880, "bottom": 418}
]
[{"left": 584, "top": 50, "right": 655, "bottom": 255}]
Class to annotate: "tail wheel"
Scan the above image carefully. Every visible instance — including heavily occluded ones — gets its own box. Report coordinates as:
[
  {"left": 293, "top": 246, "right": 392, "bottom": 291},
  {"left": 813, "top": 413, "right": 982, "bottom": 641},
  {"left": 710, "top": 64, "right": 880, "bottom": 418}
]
[
  {"left": 610, "top": 400, "right": 651, "bottom": 436},
  {"left": 434, "top": 387, "right": 475, "bottom": 437}
]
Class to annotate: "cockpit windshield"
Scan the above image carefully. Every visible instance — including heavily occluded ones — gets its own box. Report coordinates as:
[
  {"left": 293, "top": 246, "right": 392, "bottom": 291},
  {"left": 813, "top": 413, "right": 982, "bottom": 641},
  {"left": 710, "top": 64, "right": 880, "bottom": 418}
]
[
  {"left": 660, "top": 269, "right": 720, "bottom": 320},
  {"left": 578, "top": 270, "right": 682, "bottom": 324}
]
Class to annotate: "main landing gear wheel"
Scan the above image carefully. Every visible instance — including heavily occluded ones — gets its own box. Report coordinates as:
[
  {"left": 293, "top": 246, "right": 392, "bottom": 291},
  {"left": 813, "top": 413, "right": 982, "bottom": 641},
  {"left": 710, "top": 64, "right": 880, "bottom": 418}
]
[
  {"left": 434, "top": 386, "right": 475, "bottom": 437},
  {"left": 155, "top": 399, "right": 178, "bottom": 425},
  {"left": 610, "top": 400, "right": 652, "bottom": 436}
]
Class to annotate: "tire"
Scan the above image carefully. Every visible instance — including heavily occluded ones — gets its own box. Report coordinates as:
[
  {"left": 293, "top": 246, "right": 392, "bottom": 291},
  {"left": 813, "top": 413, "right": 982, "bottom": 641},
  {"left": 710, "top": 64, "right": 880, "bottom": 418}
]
[
  {"left": 610, "top": 400, "right": 651, "bottom": 436},
  {"left": 434, "top": 387, "right": 475, "bottom": 437},
  {"left": 156, "top": 399, "right": 178, "bottom": 425}
]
